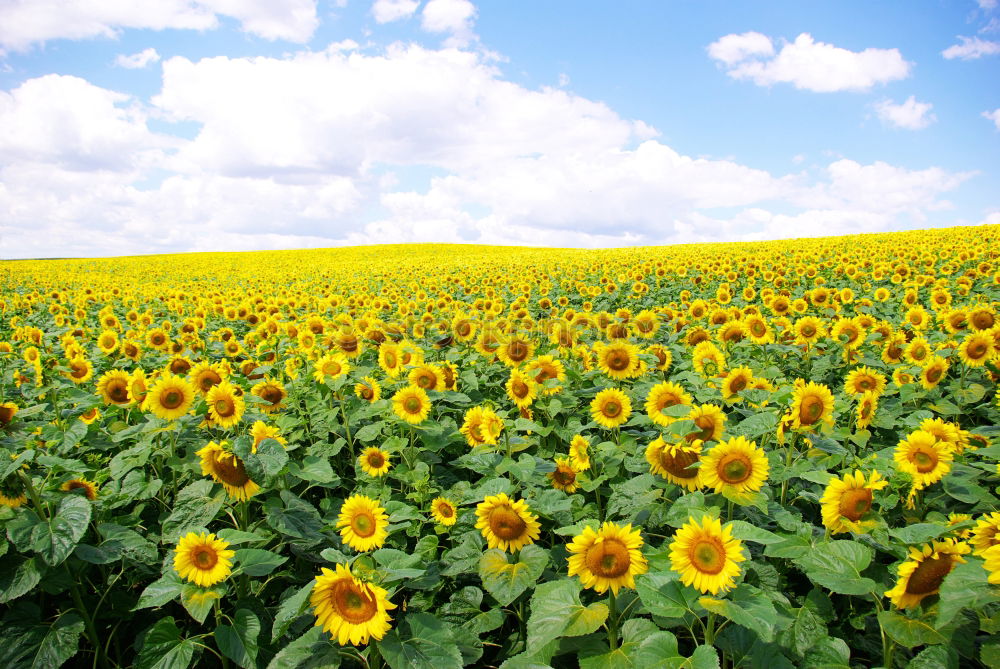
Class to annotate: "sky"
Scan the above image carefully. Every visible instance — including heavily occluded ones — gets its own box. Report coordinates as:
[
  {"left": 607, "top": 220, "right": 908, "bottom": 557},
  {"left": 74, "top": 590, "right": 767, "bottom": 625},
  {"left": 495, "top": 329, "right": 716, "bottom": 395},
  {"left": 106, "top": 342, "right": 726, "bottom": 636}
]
[{"left": 0, "top": 0, "right": 998, "bottom": 259}]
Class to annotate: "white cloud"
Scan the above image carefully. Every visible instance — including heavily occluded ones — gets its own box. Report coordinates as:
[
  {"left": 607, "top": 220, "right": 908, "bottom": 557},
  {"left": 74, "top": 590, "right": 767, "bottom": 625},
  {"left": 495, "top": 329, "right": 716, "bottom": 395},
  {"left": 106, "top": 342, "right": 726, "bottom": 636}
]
[
  {"left": 115, "top": 47, "right": 161, "bottom": 69},
  {"left": 979, "top": 0, "right": 998, "bottom": 10},
  {"left": 941, "top": 36, "right": 1000, "bottom": 59},
  {"left": 372, "top": 0, "right": 421, "bottom": 23},
  {"left": 421, "top": 0, "right": 477, "bottom": 47},
  {"left": 873, "top": 96, "right": 936, "bottom": 130},
  {"left": 984, "top": 108, "right": 1000, "bottom": 129},
  {"left": 708, "top": 32, "right": 911, "bottom": 92},
  {"left": 0, "top": 0, "right": 318, "bottom": 51}
]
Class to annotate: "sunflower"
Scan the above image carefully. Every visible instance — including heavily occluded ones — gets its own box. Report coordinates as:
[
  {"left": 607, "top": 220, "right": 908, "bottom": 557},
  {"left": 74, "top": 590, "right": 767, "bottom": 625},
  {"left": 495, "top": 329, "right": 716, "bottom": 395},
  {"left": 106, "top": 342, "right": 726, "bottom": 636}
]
[
  {"left": 884, "top": 540, "right": 970, "bottom": 609},
  {"left": 744, "top": 315, "right": 774, "bottom": 345},
  {"left": 250, "top": 420, "right": 287, "bottom": 451},
  {"left": 918, "top": 418, "right": 961, "bottom": 451},
  {"left": 646, "top": 344, "right": 673, "bottom": 371},
  {"left": 391, "top": 385, "right": 431, "bottom": 424},
  {"left": 568, "top": 434, "right": 591, "bottom": 471},
  {"left": 904, "top": 337, "right": 931, "bottom": 366},
  {"left": 459, "top": 406, "right": 504, "bottom": 448},
  {"left": 190, "top": 361, "right": 226, "bottom": 396},
  {"left": 894, "top": 430, "right": 953, "bottom": 492},
  {"left": 60, "top": 478, "right": 98, "bottom": 501},
  {"left": 506, "top": 369, "right": 539, "bottom": 408},
  {"left": 0, "top": 478, "right": 27, "bottom": 508},
  {"left": 919, "top": 356, "right": 949, "bottom": 390},
  {"left": 843, "top": 366, "right": 887, "bottom": 397},
  {"left": 475, "top": 493, "right": 541, "bottom": 552},
  {"left": 408, "top": 363, "right": 445, "bottom": 391},
  {"left": 358, "top": 447, "right": 391, "bottom": 477},
  {"left": 984, "top": 545, "right": 1000, "bottom": 586},
  {"left": 958, "top": 331, "right": 994, "bottom": 367},
  {"left": 645, "top": 382, "right": 693, "bottom": 426},
  {"left": 970, "top": 512, "right": 1000, "bottom": 556},
  {"left": 206, "top": 381, "right": 245, "bottom": 429},
  {"left": 430, "top": 497, "right": 458, "bottom": 526},
  {"left": 549, "top": 457, "right": 580, "bottom": 493},
  {"left": 590, "top": 388, "right": 632, "bottom": 429},
  {"left": 79, "top": 407, "right": 101, "bottom": 424},
  {"left": 0, "top": 402, "right": 17, "bottom": 428},
  {"left": 790, "top": 381, "right": 834, "bottom": 430},
  {"left": 669, "top": 515, "right": 746, "bottom": 595},
  {"left": 855, "top": 391, "right": 878, "bottom": 429},
  {"left": 313, "top": 353, "right": 351, "bottom": 383},
  {"left": 197, "top": 440, "right": 260, "bottom": 501},
  {"left": 337, "top": 495, "right": 389, "bottom": 552},
  {"left": 377, "top": 342, "right": 403, "bottom": 377},
  {"left": 720, "top": 367, "right": 755, "bottom": 402},
  {"left": 691, "top": 341, "right": 727, "bottom": 377},
  {"left": 168, "top": 355, "right": 193, "bottom": 376},
  {"left": 793, "top": 316, "right": 824, "bottom": 346},
  {"left": 968, "top": 306, "right": 997, "bottom": 331},
  {"left": 595, "top": 341, "right": 642, "bottom": 380},
  {"left": 685, "top": 404, "right": 726, "bottom": 444},
  {"left": 567, "top": 522, "right": 649, "bottom": 594},
  {"left": 93, "top": 370, "right": 131, "bottom": 406},
  {"left": 66, "top": 356, "right": 94, "bottom": 384},
  {"left": 310, "top": 563, "right": 396, "bottom": 646},
  {"left": 97, "top": 329, "right": 119, "bottom": 355},
  {"left": 526, "top": 355, "right": 566, "bottom": 394},
  {"left": 496, "top": 334, "right": 535, "bottom": 367},
  {"left": 144, "top": 373, "right": 195, "bottom": 421},
  {"left": 146, "top": 327, "right": 170, "bottom": 351},
  {"left": 820, "top": 470, "right": 888, "bottom": 534},
  {"left": 128, "top": 369, "right": 149, "bottom": 404},
  {"left": 699, "top": 436, "right": 769, "bottom": 503},
  {"left": 252, "top": 379, "right": 287, "bottom": 413},
  {"left": 173, "top": 532, "right": 235, "bottom": 588},
  {"left": 645, "top": 437, "right": 702, "bottom": 491}
]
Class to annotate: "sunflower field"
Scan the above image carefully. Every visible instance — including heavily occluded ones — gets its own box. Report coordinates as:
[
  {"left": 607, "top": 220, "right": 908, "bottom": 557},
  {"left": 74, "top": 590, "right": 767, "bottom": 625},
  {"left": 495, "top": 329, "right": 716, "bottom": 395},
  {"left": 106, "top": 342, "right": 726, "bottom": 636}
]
[{"left": 1, "top": 227, "right": 1000, "bottom": 669}]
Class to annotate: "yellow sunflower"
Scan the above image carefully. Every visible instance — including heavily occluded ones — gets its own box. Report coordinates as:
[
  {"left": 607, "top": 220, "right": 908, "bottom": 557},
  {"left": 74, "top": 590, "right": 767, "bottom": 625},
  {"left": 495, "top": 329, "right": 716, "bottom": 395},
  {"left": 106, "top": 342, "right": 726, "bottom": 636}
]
[
  {"left": 958, "top": 331, "right": 994, "bottom": 367},
  {"left": 173, "top": 532, "right": 235, "bottom": 587},
  {"left": 549, "top": 457, "right": 580, "bottom": 493},
  {"left": 595, "top": 341, "right": 642, "bottom": 380},
  {"left": 144, "top": 373, "right": 195, "bottom": 421},
  {"left": 310, "top": 563, "right": 396, "bottom": 646},
  {"left": 496, "top": 334, "right": 536, "bottom": 367},
  {"left": 645, "top": 381, "right": 693, "bottom": 426},
  {"left": 97, "top": 329, "right": 119, "bottom": 355},
  {"left": 820, "top": 470, "right": 888, "bottom": 534},
  {"left": 669, "top": 515, "right": 746, "bottom": 595},
  {"left": 919, "top": 356, "right": 949, "bottom": 390},
  {"left": 984, "top": 544, "right": 1000, "bottom": 585},
  {"left": 568, "top": 434, "right": 591, "bottom": 471},
  {"left": 0, "top": 402, "right": 17, "bottom": 428},
  {"left": 128, "top": 369, "right": 149, "bottom": 405},
  {"left": 197, "top": 440, "right": 260, "bottom": 501},
  {"left": 358, "top": 447, "right": 391, "bottom": 477},
  {"left": 699, "top": 436, "right": 769, "bottom": 503},
  {"left": 66, "top": 356, "right": 94, "bottom": 384},
  {"left": 590, "top": 388, "right": 632, "bottom": 429},
  {"left": 96, "top": 370, "right": 132, "bottom": 406},
  {"left": 377, "top": 342, "right": 403, "bottom": 378},
  {"left": 904, "top": 337, "right": 931, "bottom": 366},
  {"left": 0, "top": 478, "right": 27, "bottom": 508},
  {"left": 685, "top": 404, "right": 726, "bottom": 444},
  {"left": 720, "top": 367, "right": 755, "bottom": 402},
  {"left": 60, "top": 478, "right": 98, "bottom": 501},
  {"left": 391, "top": 385, "right": 431, "bottom": 424},
  {"left": 459, "top": 405, "right": 504, "bottom": 448},
  {"left": 250, "top": 420, "right": 286, "bottom": 451},
  {"left": 525, "top": 354, "right": 566, "bottom": 394},
  {"left": 645, "top": 437, "right": 702, "bottom": 491},
  {"left": 313, "top": 353, "right": 351, "bottom": 383},
  {"left": 790, "top": 381, "right": 834, "bottom": 430},
  {"left": 567, "top": 522, "right": 648, "bottom": 594},
  {"left": 337, "top": 495, "right": 389, "bottom": 552},
  {"left": 354, "top": 377, "right": 381, "bottom": 403},
  {"left": 970, "top": 512, "right": 1000, "bottom": 556},
  {"left": 884, "top": 540, "right": 970, "bottom": 609},
  {"left": 206, "top": 381, "right": 245, "bottom": 429},
  {"left": 79, "top": 407, "right": 101, "bottom": 424},
  {"left": 252, "top": 378, "right": 287, "bottom": 413},
  {"left": 408, "top": 363, "right": 445, "bottom": 391},
  {"left": 475, "top": 493, "right": 541, "bottom": 552},
  {"left": 190, "top": 361, "right": 226, "bottom": 396},
  {"left": 894, "top": 430, "right": 953, "bottom": 492},
  {"left": 843, "top": 366, "right": 887, "bottom": 397},
  {"left": 855, "top": 391, "right": 878, "bottom": 429},
  {"left": 430, "top": 497, "right": 458, "bottom": 526},
  {"left": 506, "top": 369, "right": 539, "bottom": 409}
]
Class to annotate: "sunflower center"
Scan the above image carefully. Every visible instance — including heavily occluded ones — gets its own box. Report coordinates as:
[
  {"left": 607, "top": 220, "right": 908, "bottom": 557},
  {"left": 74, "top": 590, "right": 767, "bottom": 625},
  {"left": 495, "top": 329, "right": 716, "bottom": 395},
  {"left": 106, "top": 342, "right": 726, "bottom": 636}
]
[
  {"left": 751, "top": 322, "right": 766, "bottom": 337},
  {"left": 512, "top": 380, "right": 530, "bottom": 398},
  {"left": 838, "top": 488, "right": 873, "bottom": 521},
  {"left": 967, "top": 342, "right": 987, "bottom": 359},
  {"left": 729, "top": 377, "right": 747, "bottom": 393},
  {"left": 508, "top": 341, "right": 529, "bottom": 362},
  {"left": 656, "top": 394, "right": 681, "bottom": 411},
  {"left": 691, "top": 539, "right": 725, "bottom": 574},
  {"left": 602, "top": 400, "right": 621, "bottom": 418},
  {"left": 437, "top": 503, "right": 454, "bottom": 518},
  {"left": 367, "top": 452, "right": 385, "bottom": 468},
  {"left": 607, "top": 351, "right": 630, "bottom": 371},
  {"left": 415, "top": 373, "right": 434, "bottom": 389},
  {"left": 553, "top": 467, "right": 576, "bottom": 486},
  {"left": 351, "top": 511, "right": 376, "bottom": 537},
  {"left": 717, "top": 453, "right": 752, "bottom": 484},
  {"left": 191, "top": 545, "right": 219, "bottom": 570},
  {"left": 71, "top": 364, "right": 89, "bottom": 379},
  {"left": 857, "top": 377, "right": 874, "bottom": 390},
  {"left": 161, "top": 389, "right": 184, "bottom": 409},
  {"left": 331, "top": 580, "right": 378, "bottom": 624},
  {"left": 0, "top": 406, "right": 14, "bottom": 425},
  {"left": 489, "top": 506, "right": 527, "bottom": 540},
  {"left": 360, "top": 387, "right": 374, "bottom": 400},
  {"left": 693, "top": 416, "right": 716, "bottom": 441},
  {"left": 659, "top": 447, "right": 700, "bottom": 479},
  {"left": 584, "top": 538, "right": 631, "bottom": 578},
  {"left": 323, "top": 362, "right": 340, "bottom": 376},
  {"left": 802, "top": 325, "right": 816, "bottom": 337},
  {"left": 404, "top": 397, "right": 421, "bottom": 413},
  {"left": 214, "top": 398, "right": 236, "bottom": 418},
  {"left": 384, "top": 352, "right": 398, "bottom": 367},
  {"left": 912, "top": 447, "right": 938, "bottom": 473},
  {"left": 926, "top": 367, "right": 942, "bottom": 383},
  {"left": 261, "top": 387, "right": 283, "bottom": 404},
  {"left": 911, "top": 346, "right": 927, "bottom": 361},
  {"left": 109, "top": 381, "right": 129, "bottom": 403},
  {"left": 213, "top": 453, "right": 251, "bottom": 487},
  {"left": 860, "top": 401, "right": 873, "bottom": 419},
  {"left": 799, "top": 395, "right": 823, "bottom": 424},
  {"left": 199, "top": 371, "right": 222, "bottom": 391},
  {"left": 904, "top": 555, "right": 953, "bottom": 595}
]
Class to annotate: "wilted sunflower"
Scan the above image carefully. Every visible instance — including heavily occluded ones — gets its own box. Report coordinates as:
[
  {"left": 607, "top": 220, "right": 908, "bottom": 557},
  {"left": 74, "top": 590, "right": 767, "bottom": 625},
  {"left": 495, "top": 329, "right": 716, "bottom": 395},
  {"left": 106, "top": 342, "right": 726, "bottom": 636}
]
[
  {"left": 391, "top": 385, "right": 431, "bottom": 424},
  {"left": 197, "top": 440, "right": 260, "bottom": 501},
  {"left": 894, "top": 430, "right": 953, "bottom": 492},
  {"left": 568, "top": 434, "right": 591, "bottom": 471},
  {"left": 645, "top": 381, "right": 692, "bottom": 426},
  {"left": 96, "top": 370, "right": 132, "bottom": 406},
  {"left": 645, "top": 437, "right": 702, "bottom": 491},
  {"left": 337, "top": 495, "right": 389, "bottom": 552},
  {"left": 310, "top": 563, "right": 396, "bottom": 646},
  {"left": 506, "top": 369, "right": 538, "bottom": 408},
  {"left": 190, "top": 361, "right": 226, "bottom": 396},
  {"left": 475, "top": 493, "right": 541, "bottom": 552},
  {"left": 590, "top": 388, "right": 632, "bottom": 429},
  {"left": 354, "top": 377, "right": 381, "bottom": 403},
  {"left": 459, "top": 405, "right": 504, "bottom": 448},
  {"left": 358, "top": 447, "right": 391, "bottom": 477},
  {"left": 884, "top": 540, "right": 970, "bottom": 609},
  {"left": 144, "top": 373, "right": 195, "bottom": 421},
  {"left": 699, "top": 436, "right": 769, "bottom": 503},
  {"left": 206, "top": 380, "right": 245, "bottom": 429},
  {"left": 567, "top": 522, "right": 648, "bottom": 594},
  {"left": 595, "top": 341, "right": 641, "bottom": 381},
  {"left": 549, "top": 457, "right": 580, "bottom": 493},
  {"left": 843, "top": 366, "right": 887, "bottom": 397},
  {"left": 60, "top": 478, "right": 98, "bottom": 500},
  {"left": 173, "top": 532, "right": 235, "bottom": 588},
  {"left": 958, "top": 331, "right": 994, "bottom": 367},
  {"left": 430, "top": 497, "right": 458, "bottom": 526},
  {"left": 790, "top": 381, "right": 834, "bottom": 430},
  {"left": 820, "top": 470, "right": 888, "bottom": 534},
  {"left": 252, "top": 379, "right": 287, "bottom": 413},
  {"left": 669, "top": 515, "right": 746, "bottom": 595}
]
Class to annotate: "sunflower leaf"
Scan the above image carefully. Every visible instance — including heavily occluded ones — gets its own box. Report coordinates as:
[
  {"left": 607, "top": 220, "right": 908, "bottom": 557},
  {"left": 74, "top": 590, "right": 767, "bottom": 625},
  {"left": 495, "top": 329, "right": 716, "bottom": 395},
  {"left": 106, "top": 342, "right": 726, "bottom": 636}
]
[
  {"left": 936, "top": 558, "right": 998, "bottom": 628},
  {"left": 270, "top": 580, "right": 315, "bottom": 643},
  {"left": 378, "top": 612, "right": 463, "bottom": 669},
  {"left": 137, "top": 617, "right": 200, "bottom": 669},
  {"left": 526, "top": 579, "right": 608, "bottom": 653},
  {"left": 32, "top": 495, "right": 91, "bottom": 566},
  {"left": 0, "top": 556, "right": 44, "bottom": 604},
  {"left": 215, "top": 609, "right": 260, "bottom": 669},
  {"left": 478, "top": 544, "right": 548, "bottom": 606}
]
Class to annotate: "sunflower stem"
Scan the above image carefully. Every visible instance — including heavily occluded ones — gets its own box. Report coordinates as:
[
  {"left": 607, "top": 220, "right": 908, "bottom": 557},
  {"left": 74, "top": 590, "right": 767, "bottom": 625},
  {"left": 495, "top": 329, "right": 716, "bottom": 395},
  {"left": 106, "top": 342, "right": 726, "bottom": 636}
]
[
  {"left": 66, "top": 565, "right": 107, "bottom": 668},
  {"left": 607, "top": 590, "right": 619, "bottom": 650},
  {"left": 369, "top": 640, "right": 384, "bottom": 669},
  {"left": 704, "top": 611, "right": 716, "bottom": 646},
  {"left": 779, "top": 434, "right": 797, "bottom": 506}
]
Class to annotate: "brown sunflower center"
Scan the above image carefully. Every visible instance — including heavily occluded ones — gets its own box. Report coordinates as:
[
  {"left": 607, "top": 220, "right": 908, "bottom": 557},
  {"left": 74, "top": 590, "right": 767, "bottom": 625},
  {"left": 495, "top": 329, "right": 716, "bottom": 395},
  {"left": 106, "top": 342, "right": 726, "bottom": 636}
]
[
  {"left": 415, "top": 373, "right": 435, "bottom": 389},
  {"left": 911, "top": 346, "right": 927, "bottom": 361},
  {"left": 366, "top": 452, "right": 385, "bottom": 468},
  {"left": 801, "top": 324, "right": 816, "bottom": 337},
  {"left": 0, "top": 406, "right": 14, "bottom": 425},
  {"left": 403, "top": 397, "right": 421, "bottom": 413},
  {"left": 729, "top": 376, "right": 748, "bottom": 393},
  {"left": 213, "top": 453, "right": 251, "bottom": 487},
  {"left": 161, "top": 389, "right": 184, "bottom": 410},
  {"left": 71, "top": 363, "right": 89, "bottom": 379},
  {"left": 750, "top": 321, "right": 766, "bottom": 337},
  {"left": 360, "top": 387, "right": 374, "bottom": 400},
  {"left": 260, "top": 387, "right": 283, "bottom": 404},
  {"left": 384, "top": 352, "right": 398, "bottom": 368},
  {"left": 108, "top": 380, "right": 129, "bottom": 403},
  {"left": 584, "top": 538, "right": 631, "bottom": 578},
  {"left": 191, "top": 545, "right": 219, "bottom": 570},
  {"left": 656, "top": 393, "right": 681, "bottom": 411},
  {"left": 331, "top": 580, "right": 379, "bottom": 624},
  {"left": 198, "top": 371, "right": 222, "bottom": 391},
  {"left": 693, "top": 415, "right": 717, "bottom": 441},
  {"left": 658, "top": 447, "right": 699, "bottom": 479},
  {"left": 838, "top": 488, "right": 873, "bottom": 521},
  {"left": 602, "top": 400, "right": 621, "bottom": 418},
  {"left": 904, "top": 555, "right": 953, "bottom": 595},
  {"left": 717, "top": 453, "right": 752, "bottom": 484},
  {"left": 171, "top": 360, "right": 191, "bottom": 375},
  {"left": 860, "top": 401, "right": 874, "bottom": 419},
  {"left": 436, "top": 502, "right": 454, "bottom": 518},
  {"left": 351, "top": 511, "right": 376, "bottom": 537},
  {"left": 507, "top": 341, "right": 529, "bottom": 362},
  {"left": 607, "top": 351, "right": 631, "bottom": 371},
  {"left": 691, "top": 539, "right": 725, "bottom": 574},
  {"left": 489, "top": 506, "right": 528, "bottom": 540},
  {"left": 967, "top": 342, "right": 988, "bottom": 359},
  {"left": 214, "top": 397, "right": 236, "bottom": 418},
  {"left": 856, "top": 376, "right": 874, "bottom": 390},
  {"left": 512, "top": 380, "right": 530, "bottom": 399},
  {"left": 926, "top": 367, "right": 942, "bottom": 383},
  {"left": 799, "top": 395, "right": 823, "bottom": 425},
  {"left": 912, "top": 447, "right": 938, "bottom": 473},
  {"left": 553, "top": 467, "right": 576, "bottom": 486}
]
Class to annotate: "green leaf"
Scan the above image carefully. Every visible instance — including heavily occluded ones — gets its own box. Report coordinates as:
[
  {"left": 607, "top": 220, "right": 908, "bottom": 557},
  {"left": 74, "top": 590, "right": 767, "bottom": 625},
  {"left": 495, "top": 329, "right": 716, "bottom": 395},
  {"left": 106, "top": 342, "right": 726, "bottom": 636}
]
[
  {"left": 31, "top": 612, "right": 84, "bottom": 669},
  {"left": 526, "top": 579, "right": 608, "bottom": 652},
  {"left": 478, "top": 544, "right": 548, "bottom": 606},
  {"left": 906, "top": 645, "right": 958, "bottom": 669},
  {"left": 732, "top": 412, "right": 779, "bottom": 439},
  {"left": 216, "top": 609, "right": 260, "bottom": 669},
  {"left": 235, "top": 549, "right": 288, "bottom": 577},
  {"left": 790, "top": 606, "right": 826, "bottom": 656},
  {"left": 635, "top": 569, "right": 701, "bottom": 618},
  {"left": 33, "top": 495, "right": 91, "bottom": 566},
  {"left": 59, "top": 421, "right": 88, "bottom": 449},
  {"left": 579, "top": 619, "right": 657, "bottom": 668},
  {"left": 265, "top": 491, "right": 324, "bottom": 542},
  {"left": 180, "top": 584, "right": 223, "bottom": 624},
  {"left": 664, "top": 492, "right": 720, "bottom": 529},
  {"left": 271, "top": 580, "right": 315, "bottom": 642},
  {"left": 0, "top": 556, "right": 44, "bottom": 604},
  {"left": 936, "top": 558, "right": 999, "bottom": 627},
  {"left": 109, "top": 444, "right": 150, "bottom": 479},
  {"left": 888, "top": 523, "right": 953, "bottom": 545},
  {"left": 137, "top": 617, "right": 199, "bottom": 669},
  {"left": 0, "top": 450, "right": 35, "bottom": 480},
  {"left": 287, "top": 456, "right": 335, "bottom": 483},
  {"left": 698, "top": 584, "right": 779, "bottom": 643},
  {"left": 728, "top": 520, "right": 784, "bottom": 545},
  {"left": 355, "top": 422, "right": 385, "bottom": 442},
  {"left": 217, "top": 529, "right": 269, "bottom": 545},
  {"left": 801, "top": 637, "right": 850, "bottom": 668},
  {"left": 239, "top": 437, "right": 288, "bottom": 482},
  {"left": 876, "top": 611, "right": 945, "bottom": 648},
  {"left": 266, "top": 627, "right": 342, "bottom": 669},
  {"left": 793, "top": 540, "right": 878, "bottom": 596},
  {"left": 378, "top": 613, "right": 463, "bottom": 669},
  {"left": 134, "top": 571, "right": 184, "bottom": 610},
  {"left": 980, "top": 642, "right": 1000, "bottom": 669},
  {"left": 161, "top": 480, "right": 224, "bottom": 543}
]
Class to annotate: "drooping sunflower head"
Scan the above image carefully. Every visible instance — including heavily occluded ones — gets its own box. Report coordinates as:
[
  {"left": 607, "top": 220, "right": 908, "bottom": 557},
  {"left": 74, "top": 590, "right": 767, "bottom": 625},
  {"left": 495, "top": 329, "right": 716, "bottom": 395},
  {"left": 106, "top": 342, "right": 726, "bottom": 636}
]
[
  {"left": 144, "top": 372, "right": 195, "bottom": 421},
  {"left": 568, "top": 434, "right": 591, "bottom": 471},
  {"left": 391, "top": 385, "right": 431, "bottom": 425},
  {"left": 60, "top": 477, "right": 98, "bottom": 501},
  {"left": 337, "top": 495, "right": 389, "bottom": 552},
  {"left": 251, "top": 378, "right": 287, "bottom": 413},
  {"left": 645, "top": 437, "right": 702, "bottom": 491},
  {"left": 549, "top": 457, "right": 580, "bottom": 493},
  {"left": 699, "top": 436, "right": 769, "bottom": 503},
  {"left": 884, "top": 539, "right": 970, "bottom": 609},
  {"left": 430, "top": 497, "right": 458, "bottom": 526},
  {"left": 310, "top": 563, "right": 396, "bottom": 646},
  {"left": 206, "top": 380, "right": 245, "bottom": 429},
  {"left": 197, "top": 441, "right": 260, "bottom": 501},
  {"left": 590, "top": 388, "right": 632, "bottom": 429},
  {"left": 790, "top": 381, "right": 834, "bottom": 430},
  {"left": 0, "top": 402, "right": 17, "bottom": 428},
  {"left": 475, "top": 493, "right": 541, "bottom": 552},
  {"left": 820, "top": 469, "right": 888, "bottom": 534},
  {"left": 669, "top": 515, "right": 746, "bottom": 595},
  {"left": 358, "top": 447, "right": 391, "bottom": 477},
  {"left": 0, "top": 476, "right": 27, "bottom": 508},
  {"left": 567, "top": 522, "right": 649, "bottom": 594},
  {"left": 645, "top": 381, "right": 693, "bottom": 426},
  {"left": 173, "top": 532, "right": 235, "bottom": 588}
]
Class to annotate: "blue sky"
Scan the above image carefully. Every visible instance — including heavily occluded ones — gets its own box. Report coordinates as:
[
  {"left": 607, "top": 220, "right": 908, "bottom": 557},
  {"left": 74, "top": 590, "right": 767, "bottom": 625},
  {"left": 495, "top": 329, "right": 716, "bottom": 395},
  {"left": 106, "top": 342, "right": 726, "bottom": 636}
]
[{"left": 0, "top": 0, "right": 998, "bottom": 258}]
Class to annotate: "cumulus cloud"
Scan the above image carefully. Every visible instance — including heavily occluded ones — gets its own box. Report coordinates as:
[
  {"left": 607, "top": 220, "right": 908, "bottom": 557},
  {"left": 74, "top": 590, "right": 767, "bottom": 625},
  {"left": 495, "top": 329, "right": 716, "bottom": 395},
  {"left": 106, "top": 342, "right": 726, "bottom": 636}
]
[
  {"left": 115, "top": 48, "right": 161, "bottom": 69},
  {"left": 421, "top": 0, "right": 477, "bottom": 47},
  {"left": 0, "top": 0, "right": 318, "bottom": 51},
  {"left": 984, "top": 108, "right": 1000, "bottom": 129},
  {"left": 708, "top": 32, "right": 911, "bottom": 92},
  {"left": 873, "top": 96, "right": 937, "bottom": 130},
  {"left": 372, "top": 0, "right": 421, "bottom": 23},
  {"left": 941, "top": 36, "right": 1000, "bottom": 59}
]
